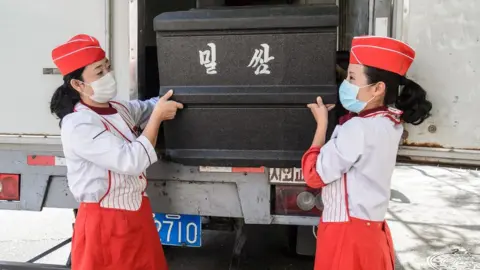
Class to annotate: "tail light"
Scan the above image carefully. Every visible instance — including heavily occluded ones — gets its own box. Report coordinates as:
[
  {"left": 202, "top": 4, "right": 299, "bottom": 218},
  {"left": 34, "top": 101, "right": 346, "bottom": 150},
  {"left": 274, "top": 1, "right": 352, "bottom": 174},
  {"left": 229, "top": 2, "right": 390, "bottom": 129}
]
[
  {"left": 273, "top": 185, "right": 323, "bottom": 216},
  {"left": 0, "top": 174, "right": 20, "bottom": 201}
]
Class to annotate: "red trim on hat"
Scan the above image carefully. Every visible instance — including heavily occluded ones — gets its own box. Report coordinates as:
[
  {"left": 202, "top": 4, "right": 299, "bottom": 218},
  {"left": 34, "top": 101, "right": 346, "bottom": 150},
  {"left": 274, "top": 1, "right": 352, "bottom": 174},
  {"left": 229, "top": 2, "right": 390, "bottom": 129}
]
[
  {"left": 349, "top": 36, "right": 415, "bottom": 76},
  {"left": 52, "top": 34, "right": 106, "bottom": 75}
]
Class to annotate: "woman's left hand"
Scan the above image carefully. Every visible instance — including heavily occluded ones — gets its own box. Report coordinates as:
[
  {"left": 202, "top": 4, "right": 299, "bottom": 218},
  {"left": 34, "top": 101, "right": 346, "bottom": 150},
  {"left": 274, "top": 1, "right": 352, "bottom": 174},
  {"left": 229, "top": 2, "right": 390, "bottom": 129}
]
[{"left": 307, "top": 96, "right": 335, "bottom": 127}]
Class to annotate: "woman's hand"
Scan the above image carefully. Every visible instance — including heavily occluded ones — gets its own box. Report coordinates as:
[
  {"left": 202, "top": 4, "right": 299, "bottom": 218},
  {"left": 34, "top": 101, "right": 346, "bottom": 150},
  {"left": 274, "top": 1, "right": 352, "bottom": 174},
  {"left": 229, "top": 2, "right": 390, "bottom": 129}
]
[
  {"left": 307, "top": 96, "right": 335, "bottom": 128},
  {"left": 152, "top": 90, "right": 184, "bottom": 122},
  {"left": 308, "top": 97, "right": 335, "bottom": 147},
  {"left": 141, "top": 90, "right": 183, "bottom": 147}
]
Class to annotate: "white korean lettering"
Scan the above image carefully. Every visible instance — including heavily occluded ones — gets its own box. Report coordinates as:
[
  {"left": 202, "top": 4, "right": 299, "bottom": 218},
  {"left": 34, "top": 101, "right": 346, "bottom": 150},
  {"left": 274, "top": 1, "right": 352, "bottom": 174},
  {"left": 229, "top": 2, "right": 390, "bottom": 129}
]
[
  {"left": 281, "top": 168, "right": 294, "bottom": 182},
  {"left": 294, "top": 168, "right": 305, "bottom": 182},
  {"left": 199, "top": 43, "right": 217, "bottom": 75},
  {"left": 247, "top": 43, "right": 274, "bottom": 75},
  {"left": 268, "top": 168, "right": 281, "bottom": 182}
]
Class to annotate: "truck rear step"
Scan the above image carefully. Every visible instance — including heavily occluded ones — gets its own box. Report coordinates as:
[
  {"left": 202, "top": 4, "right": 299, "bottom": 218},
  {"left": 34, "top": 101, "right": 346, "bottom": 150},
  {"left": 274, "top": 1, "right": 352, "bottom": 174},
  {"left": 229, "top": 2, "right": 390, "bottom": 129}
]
[{"left": 0, "top": 262, "right": 69, "bottom": 270}]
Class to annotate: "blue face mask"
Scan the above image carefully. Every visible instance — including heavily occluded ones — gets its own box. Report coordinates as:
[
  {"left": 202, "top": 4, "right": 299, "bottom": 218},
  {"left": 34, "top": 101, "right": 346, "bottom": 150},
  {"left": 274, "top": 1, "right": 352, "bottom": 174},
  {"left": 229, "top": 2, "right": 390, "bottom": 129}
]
[{"left": 339, "top": 80, "right": 372, "bottom": 113}]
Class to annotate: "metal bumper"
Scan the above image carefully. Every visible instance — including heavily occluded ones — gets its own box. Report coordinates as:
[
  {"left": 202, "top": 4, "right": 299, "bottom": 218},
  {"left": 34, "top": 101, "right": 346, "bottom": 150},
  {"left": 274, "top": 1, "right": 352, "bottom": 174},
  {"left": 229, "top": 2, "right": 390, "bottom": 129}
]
[{"left": 0, "top": 262, "right": 69, "bottom": 270}]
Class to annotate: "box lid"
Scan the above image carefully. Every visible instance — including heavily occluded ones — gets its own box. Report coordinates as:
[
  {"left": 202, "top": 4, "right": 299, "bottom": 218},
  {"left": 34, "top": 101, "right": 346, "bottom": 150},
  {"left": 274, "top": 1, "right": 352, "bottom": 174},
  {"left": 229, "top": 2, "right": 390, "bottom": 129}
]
[{"left": 154, "top": 5, "right": 338, "bottom": 32}]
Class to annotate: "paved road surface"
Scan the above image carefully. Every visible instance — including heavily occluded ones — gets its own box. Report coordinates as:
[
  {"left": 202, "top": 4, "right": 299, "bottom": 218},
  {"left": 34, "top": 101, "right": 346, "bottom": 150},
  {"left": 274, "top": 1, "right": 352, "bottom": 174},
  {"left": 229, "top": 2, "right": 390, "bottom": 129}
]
[
  {"left": 0, "top": 208, "right": 313, "bottom": 269},
  {"left": 388, "top": 165, "right": 480, "bottom": 270},
  {"left": 164, "top": 226, "right": 313, "bottom": 270},
  {"left": 0, "top": 165, "right": 479, "bottom": 269}
]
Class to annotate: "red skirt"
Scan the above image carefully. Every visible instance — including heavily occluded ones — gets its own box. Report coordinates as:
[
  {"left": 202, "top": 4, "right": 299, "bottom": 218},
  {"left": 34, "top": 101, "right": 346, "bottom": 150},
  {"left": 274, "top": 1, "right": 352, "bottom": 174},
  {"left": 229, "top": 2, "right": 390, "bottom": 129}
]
[
  {"left": 71, "top": 197, "right": 168, "bottom": 270},
  {"left": 314, "top": 217, "right": 394, "bottom": 270}
]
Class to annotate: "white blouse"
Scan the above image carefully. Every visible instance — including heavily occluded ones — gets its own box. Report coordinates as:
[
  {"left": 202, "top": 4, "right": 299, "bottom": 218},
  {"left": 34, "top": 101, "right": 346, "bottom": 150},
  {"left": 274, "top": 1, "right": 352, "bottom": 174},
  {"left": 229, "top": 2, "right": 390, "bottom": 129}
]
[{"left": 60, "top": 97, "right": 159, "bottom": 211}]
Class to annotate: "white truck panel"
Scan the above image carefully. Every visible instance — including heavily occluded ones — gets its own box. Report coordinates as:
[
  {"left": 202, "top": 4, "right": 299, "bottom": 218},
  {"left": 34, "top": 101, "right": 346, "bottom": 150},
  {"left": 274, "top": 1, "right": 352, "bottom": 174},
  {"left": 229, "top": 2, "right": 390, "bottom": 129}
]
[
  {"left": 0, "top": 0, "right": 108, "bottom": 136},
  {"left": 110, "top": 0, "right": 133, "bottom": 102},
  {"left": 397, "top": 0, "right": 480, "bottom": 150}
]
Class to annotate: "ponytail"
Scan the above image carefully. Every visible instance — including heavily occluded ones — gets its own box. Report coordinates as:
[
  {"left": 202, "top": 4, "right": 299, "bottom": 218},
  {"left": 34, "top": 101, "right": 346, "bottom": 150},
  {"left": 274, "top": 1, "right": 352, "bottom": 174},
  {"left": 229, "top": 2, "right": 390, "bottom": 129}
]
[
  {"left": 49, "top": 67, "right": 85, "bottom": 126},
  {"left": 395, "top": 78, "right": 432, "bottom": 125},
  {"left": 364, "top": 66, "right": 432, "bottom": 125}
]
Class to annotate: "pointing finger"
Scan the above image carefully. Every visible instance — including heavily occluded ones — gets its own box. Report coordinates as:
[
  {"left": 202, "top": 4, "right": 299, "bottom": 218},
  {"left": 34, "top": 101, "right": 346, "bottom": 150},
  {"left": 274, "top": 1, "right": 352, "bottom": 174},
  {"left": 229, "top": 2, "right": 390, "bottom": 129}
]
[
  {"left": 175, "top": 102, "right": 184, "bottom": 109},
  {"left": 160, "top": 89, "right": 174, "bottom": 101},
  {"left": 316, "top": 96, "right": 324, "bottom": 106}
]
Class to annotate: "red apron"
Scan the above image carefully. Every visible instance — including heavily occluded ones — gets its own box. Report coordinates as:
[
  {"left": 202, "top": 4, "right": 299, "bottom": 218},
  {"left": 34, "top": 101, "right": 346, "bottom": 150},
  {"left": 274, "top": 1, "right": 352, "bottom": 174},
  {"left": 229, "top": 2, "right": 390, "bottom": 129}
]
[
  {"left": 71, "top": 197, "right": 168, "bottom": 270},
  {"left": 314, "top": 175, "right": 395, "bottom": 270}
]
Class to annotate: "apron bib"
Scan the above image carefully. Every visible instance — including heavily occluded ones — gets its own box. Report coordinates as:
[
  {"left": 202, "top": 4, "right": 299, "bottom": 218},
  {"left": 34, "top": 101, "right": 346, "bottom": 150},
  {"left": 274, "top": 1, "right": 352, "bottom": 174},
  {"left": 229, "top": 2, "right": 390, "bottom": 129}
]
[{"left": 314, "top": 174, "right": 395, "bottom": 270}]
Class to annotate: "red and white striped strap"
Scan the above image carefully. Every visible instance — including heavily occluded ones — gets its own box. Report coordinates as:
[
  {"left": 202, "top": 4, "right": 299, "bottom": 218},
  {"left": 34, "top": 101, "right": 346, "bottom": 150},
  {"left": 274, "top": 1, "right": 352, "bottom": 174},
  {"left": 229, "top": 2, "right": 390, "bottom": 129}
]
[
  {"left": 109, "top": 101, "right": 139, "bottom": 137},
  {"left": 363, "top": 107, "right": 402, "bottom": 125}
]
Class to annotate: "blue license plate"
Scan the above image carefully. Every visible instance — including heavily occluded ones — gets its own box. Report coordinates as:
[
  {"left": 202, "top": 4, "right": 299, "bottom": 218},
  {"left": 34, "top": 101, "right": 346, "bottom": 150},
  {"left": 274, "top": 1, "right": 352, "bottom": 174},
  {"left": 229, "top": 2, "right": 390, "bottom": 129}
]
[{"left": 153, "top": 213, "right": 202, "bottom": 247}]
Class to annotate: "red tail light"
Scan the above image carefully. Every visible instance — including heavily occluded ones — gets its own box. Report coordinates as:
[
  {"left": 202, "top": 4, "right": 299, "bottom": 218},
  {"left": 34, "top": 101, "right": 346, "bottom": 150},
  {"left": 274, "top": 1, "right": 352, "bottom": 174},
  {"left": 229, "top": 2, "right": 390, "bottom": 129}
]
[
  {"left": 0, "top": 174, "right": 20, "bottom": 201},
  {"left": 273, "top": 185, "right": 323, "bottom": 216}
]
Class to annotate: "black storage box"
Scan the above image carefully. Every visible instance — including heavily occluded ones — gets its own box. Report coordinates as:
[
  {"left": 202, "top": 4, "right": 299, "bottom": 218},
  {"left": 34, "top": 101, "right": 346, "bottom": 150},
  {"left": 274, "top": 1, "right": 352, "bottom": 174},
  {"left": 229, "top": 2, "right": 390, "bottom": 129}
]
[{"left": 154, "top": 5, "right": 339, "bottom": 167}]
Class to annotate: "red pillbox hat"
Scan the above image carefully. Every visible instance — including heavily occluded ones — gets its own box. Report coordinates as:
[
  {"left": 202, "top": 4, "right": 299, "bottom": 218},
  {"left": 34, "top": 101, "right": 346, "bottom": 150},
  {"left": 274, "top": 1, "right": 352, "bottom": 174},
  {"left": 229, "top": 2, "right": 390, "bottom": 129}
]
[
  {"left": 51, "top": 34, "right": 106, "bottom": 76},
  {"left": 349, "top": 36, "right": 415, "bottom": 76}
]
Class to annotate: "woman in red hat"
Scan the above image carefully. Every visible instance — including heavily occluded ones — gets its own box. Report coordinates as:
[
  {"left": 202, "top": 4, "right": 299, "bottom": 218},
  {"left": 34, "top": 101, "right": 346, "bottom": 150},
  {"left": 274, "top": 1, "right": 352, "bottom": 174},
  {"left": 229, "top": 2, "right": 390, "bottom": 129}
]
[
  {"left": 49, "top": 34, "right": 182, "bottom": 270},
  {"left": 302, "top": 36, "right": 433, "bottom": 270}
]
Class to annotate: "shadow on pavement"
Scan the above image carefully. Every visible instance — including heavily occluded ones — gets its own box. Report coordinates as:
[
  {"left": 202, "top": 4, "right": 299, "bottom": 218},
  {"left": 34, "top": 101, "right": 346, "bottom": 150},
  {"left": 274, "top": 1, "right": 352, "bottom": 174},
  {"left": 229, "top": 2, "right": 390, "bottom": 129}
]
[{"left": 165, "top": 225, "right": 314, "bottom": 270}]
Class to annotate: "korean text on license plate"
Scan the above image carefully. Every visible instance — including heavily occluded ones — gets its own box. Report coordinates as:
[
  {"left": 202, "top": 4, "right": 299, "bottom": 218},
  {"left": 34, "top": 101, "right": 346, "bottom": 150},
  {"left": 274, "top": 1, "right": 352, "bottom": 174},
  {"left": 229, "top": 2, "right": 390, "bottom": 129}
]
[{"left": 268, "top": 167, "right": 305, "bottom": 184}]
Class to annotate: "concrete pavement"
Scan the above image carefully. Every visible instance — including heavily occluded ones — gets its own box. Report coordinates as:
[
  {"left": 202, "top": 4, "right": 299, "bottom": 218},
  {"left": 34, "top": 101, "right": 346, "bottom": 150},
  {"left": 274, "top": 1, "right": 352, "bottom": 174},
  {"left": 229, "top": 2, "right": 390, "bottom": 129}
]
[{"left": 389, "top": 164, "right": 480, "bottom": 270}]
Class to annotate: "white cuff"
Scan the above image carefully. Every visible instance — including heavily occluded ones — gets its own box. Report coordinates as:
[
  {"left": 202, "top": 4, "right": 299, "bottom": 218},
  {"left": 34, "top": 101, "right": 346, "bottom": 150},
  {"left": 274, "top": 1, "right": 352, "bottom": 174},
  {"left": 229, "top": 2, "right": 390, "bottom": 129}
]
[{"left": 136, "top": 135, "right": 158, "bottom": 165}]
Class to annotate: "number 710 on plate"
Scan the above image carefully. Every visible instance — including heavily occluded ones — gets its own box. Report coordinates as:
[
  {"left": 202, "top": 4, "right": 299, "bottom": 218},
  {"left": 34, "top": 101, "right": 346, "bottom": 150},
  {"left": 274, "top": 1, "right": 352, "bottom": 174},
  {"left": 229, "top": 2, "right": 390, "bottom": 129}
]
[{"left": 153, "top": 213, "right": 202, "bottom": 247}]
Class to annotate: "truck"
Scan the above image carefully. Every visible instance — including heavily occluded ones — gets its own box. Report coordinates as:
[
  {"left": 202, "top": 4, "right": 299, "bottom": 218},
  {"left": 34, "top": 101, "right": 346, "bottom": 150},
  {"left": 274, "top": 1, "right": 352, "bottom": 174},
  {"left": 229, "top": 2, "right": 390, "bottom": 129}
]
[{"left": 0, "top": 0, "right": 479, "bottom": 269}]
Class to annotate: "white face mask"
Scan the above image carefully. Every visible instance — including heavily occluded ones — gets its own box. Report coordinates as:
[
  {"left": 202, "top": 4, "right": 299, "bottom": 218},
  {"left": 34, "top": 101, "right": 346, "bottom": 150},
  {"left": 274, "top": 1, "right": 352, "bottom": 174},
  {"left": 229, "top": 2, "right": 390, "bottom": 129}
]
[{"left": 85, "top": 72, "right": 117, "bottom": 103}]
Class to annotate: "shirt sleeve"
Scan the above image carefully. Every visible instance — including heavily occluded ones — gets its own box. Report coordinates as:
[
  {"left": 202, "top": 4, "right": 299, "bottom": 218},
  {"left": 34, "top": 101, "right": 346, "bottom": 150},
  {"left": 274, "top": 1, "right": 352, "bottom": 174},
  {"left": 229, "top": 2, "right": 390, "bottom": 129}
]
[
  {"left": 301, "top": 146, "right": 326, "bottom": 188},
  {"left": 315, "top": 119, "right": 366, "bottom": 185},
  {"left": 125, "top": 97, "right": 159, "bottom": 128},
  {"left": 62, "top": 112, "right": 158, "bottom": 176}
]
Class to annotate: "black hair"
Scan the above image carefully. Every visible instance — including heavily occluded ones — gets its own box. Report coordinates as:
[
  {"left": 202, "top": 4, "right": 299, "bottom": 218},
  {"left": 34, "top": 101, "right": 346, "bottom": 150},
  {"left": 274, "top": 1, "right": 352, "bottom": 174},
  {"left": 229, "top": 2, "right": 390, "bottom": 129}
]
[
  {"left": 49, "top": 67, "right": 85, "bottom": 126},
  {"left": 364, "top": 66, "right": 432, "bottom": 125}
]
